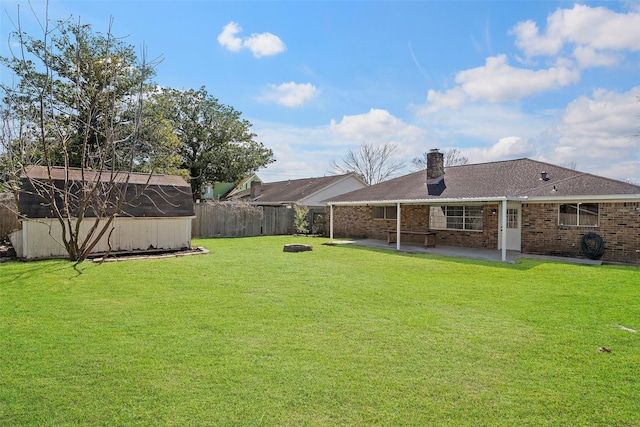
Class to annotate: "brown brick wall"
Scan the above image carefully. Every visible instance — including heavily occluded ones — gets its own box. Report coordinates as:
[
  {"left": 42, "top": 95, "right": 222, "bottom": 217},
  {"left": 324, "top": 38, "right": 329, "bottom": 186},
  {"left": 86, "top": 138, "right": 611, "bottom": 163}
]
[
  {"left": 331, "top": 204, "right": 500, "bottom": 249},
  {"left": 522, "top": 202, "right": 640, "bottom": 264}
]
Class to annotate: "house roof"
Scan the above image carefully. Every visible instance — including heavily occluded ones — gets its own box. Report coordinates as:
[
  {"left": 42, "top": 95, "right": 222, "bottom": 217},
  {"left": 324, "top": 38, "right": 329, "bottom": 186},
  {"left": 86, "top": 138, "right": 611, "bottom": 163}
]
[
  {"left": 234, "top": 173, "right": 365, "bottom": 205},
  {"left": 19, "top": 165, "right": 194, "bottom": 218},
  {"left": 224, "top": 174, "right": 262, "bottom": 198},
  {"left": 327, "top": 158, "right": 640, "bottom": 204}
]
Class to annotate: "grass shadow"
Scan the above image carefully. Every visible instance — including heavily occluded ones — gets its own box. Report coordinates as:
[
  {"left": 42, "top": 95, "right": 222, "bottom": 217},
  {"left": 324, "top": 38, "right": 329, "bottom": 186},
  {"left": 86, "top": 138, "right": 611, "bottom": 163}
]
[{"left": 0, "top": 259, "right": 87, "bottom": 286}]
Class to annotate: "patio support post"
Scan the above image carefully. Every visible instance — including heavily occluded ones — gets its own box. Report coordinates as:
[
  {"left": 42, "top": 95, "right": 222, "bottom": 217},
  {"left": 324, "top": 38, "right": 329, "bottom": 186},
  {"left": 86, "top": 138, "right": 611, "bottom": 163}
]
[
  {"left": 501, "top": 200, "right": 508, "bottom": 262},
  {"left": 329, "top": 204, "right": 334, "bottom": 243},
  {"left": 396, "top": 203, "right": 401, "bottom": 251}
]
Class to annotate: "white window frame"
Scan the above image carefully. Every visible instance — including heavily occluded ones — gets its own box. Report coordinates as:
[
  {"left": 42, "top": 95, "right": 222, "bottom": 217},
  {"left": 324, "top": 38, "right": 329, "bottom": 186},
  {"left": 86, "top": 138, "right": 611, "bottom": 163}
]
[
  {"left": 430, "top": 205, "right": 483, "bottom": 232},
  {"left": 373, "top": 206, "right": 397, "bottom": 220},
  {"left": 558, "top": 203, "right": 599, "bottom": 227}
]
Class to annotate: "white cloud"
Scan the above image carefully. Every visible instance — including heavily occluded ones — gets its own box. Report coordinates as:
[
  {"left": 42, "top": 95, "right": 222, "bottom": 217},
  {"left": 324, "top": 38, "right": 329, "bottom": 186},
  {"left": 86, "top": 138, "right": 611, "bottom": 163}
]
[
  {"left": 556, "top": 87, "right": 640, "bottom": 151},
  {"left": 556, "top": 5, "right": 640, "bottom": 51},
  {"left": 259, "top": 82, "right": 319, "bottom": 107},
  {"left": 464, "top": 137, "right": 537, "bottom": 164},
  {"left": 600, "top": 160, "right": 640, "bottom": 184},
  {"left": 330, "top": 108, "right": 427, "bottom": 149},
  {"left": 243, "top": 32, "right": 287, "bottom": 58},
  {"left": 531, "top": 87, "right": 640, "bottom": 181},
  {"left": 217, "top": 22, "right": 244, "bottom": 52},
  {"left": 217, "top": 21, "right": 286, "bottom": 58},
  {"left": 424, "top": 54, "right": 579, "bottom": 109},
  {"left": 415, "top": 101, "right": 552, "bottom": 145},
  {"left": 253, "top": 109, "right": 430, "bottom": 180},
  {"left": 455, "top": 55, "right": 579, "bottom": 103},
  {"left": 251, "top": 123, "right": 338, "bottom": 180},
  {"left": 425, "top": 88, "right": 467, "bottom": 113},
  {"left": 510, "top": 19, "right": 562, "bottom": 57},
  {"left": 572, "top": 46, "right": 621, "bottom": 68},
  {"left": 417, "top": 85, "right": 640, "bottom": 182},
  {"left": 511, "top": 4, "right": 640, "bottom": 67},
  {"left": 255, "top": 88, "right": 640, "bottom": 183},
  {"left": 422, "top": 4, "right": 640, "bottom": 113}
]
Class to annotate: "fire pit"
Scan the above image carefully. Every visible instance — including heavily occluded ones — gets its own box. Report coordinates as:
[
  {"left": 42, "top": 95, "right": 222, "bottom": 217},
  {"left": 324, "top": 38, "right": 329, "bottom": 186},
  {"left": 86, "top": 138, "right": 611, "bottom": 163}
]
[{"left": 283, "top": 244, "right": 313, "bottom": 253}]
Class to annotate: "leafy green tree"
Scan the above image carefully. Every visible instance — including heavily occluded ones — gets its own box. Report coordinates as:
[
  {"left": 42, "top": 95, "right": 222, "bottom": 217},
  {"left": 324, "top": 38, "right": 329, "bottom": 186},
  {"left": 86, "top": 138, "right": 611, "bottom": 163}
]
[
  {"left": 1, "top": 17, "right": 157, "bottom": 170},
  {"left": 293, "top": 204, "right": 310, "bottom": 234},
  {"left": 127, "top": 96, "right": 184, "bottom": 177},
  {"left": 150, "top": 87, "right": 274, "bottom": 200}
]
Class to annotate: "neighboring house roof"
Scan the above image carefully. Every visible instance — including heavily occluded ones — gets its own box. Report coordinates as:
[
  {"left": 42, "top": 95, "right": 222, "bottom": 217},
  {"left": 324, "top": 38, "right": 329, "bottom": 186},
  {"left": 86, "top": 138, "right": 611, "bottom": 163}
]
[
  {"left": 327, "top": 158, "right": 640, "bottom": 204},
  {"left": 225, "top": 174, "right": 262, "bottom": 198},
  {"left": 19, "top": 165, "right": 195, "bottom": 218},
  {"left": 234, "top": 173, "right": 367, "bottom": 206},
  {"left": 201, "top": 175, "right": 262, "bottom": 200}
]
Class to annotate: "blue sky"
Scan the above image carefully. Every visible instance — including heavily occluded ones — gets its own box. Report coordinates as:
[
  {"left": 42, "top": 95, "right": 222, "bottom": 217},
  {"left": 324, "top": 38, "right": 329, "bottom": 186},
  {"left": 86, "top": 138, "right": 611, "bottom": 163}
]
[{"left": 2, "top": 1, "right": 640, "bottom": 183}]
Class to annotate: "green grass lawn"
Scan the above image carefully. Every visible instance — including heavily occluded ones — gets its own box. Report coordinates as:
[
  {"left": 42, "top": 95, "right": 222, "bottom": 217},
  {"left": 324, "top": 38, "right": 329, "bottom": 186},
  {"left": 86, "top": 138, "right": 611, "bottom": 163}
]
[{"left": 1, "top": 236, "right": 639, "bottom": 426}]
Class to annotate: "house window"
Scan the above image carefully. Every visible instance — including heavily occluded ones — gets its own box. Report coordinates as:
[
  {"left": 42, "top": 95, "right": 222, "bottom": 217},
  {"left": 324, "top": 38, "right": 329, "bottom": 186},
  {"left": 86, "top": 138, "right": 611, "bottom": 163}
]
[
  {"left": 507, "top": 208, "right": 519, "bottom": 229},
  {"left": 559, "top": 203, "right": 599, "bottom": 227},
  {"left": 430, "top": 205, "right": 483, "bottom": 231},
  {"left": 373, "top": 206, "right": 397, "bottom": 220}
]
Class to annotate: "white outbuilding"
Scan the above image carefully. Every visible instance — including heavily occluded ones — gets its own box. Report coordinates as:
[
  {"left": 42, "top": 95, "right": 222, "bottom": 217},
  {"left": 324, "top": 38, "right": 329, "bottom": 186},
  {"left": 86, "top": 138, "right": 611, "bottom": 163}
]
[{"left": 10, "top": 166, "right": 195, "bottom": 260}]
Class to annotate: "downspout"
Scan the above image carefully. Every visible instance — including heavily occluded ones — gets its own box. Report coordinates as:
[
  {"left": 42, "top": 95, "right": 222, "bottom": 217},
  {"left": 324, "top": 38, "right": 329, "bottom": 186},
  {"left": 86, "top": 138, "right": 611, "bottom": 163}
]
[
  {"left": 501, "top": 200, "right": 508, "bottom": 262},
  {"left": 396, "top": 202, "right": 401, "bottom": 251},
  {"left": 329, "top": 204, "right": 334, "bottom": 243}
]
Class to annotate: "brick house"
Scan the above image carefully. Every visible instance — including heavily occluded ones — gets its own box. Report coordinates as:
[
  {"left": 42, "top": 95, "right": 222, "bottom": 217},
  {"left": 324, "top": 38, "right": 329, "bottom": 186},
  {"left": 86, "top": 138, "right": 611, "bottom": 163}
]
[{"left": 326, "top": 150, "right": 640, "bottom": 264}]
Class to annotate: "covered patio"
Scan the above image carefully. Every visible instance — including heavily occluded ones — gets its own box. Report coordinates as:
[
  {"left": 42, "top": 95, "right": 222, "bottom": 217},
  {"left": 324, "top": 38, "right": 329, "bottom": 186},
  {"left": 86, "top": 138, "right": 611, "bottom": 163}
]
[
  {"left": 328, "top": 197, "right": 521, "bottom": 262},
  {"left": 327, "top": 238, "right": 603, "bottom": 265}
]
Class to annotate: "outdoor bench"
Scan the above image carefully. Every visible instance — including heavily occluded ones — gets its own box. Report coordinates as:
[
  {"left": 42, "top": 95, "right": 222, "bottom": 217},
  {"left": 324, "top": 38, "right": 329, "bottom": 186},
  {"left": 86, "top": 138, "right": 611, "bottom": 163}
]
[{"left": 386, "top": 230, "right": 436, "bottom": 248}]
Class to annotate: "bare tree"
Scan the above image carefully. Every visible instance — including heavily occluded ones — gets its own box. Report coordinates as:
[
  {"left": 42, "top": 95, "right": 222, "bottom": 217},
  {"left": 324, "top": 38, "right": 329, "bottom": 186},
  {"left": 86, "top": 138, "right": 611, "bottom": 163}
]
[
  {"left": 329, "top": 142, "right": 405, "bottom": 185},
  {"left": 0, "top": 5, "right": 163, "bottom": 262},
  {"left": 411, "top": 148, "right": 469, "bottom": 170}
]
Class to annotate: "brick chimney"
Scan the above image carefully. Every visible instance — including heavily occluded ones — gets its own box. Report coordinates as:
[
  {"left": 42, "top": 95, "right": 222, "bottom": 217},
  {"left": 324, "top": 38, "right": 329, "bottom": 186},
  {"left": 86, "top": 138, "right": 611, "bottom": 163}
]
[
  {"left": 426, "top": 149, "right": 444, "bottom": 179},
  {"left": 250, "top": 180, "right": 262, "bottom": 198}
]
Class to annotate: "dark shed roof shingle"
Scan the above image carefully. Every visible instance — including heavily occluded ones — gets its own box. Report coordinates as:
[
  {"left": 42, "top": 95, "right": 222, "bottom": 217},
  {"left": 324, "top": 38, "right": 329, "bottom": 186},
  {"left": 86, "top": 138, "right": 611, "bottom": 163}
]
[{"left": 19, "top": 166, "right": 194, "bottom": 218}]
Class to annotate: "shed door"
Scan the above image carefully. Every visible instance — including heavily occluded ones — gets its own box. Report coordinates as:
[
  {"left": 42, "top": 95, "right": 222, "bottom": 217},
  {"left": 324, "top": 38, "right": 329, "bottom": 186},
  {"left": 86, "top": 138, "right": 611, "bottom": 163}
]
[{"left": 499, "top": 202, "right": 521, "bottom": 251}]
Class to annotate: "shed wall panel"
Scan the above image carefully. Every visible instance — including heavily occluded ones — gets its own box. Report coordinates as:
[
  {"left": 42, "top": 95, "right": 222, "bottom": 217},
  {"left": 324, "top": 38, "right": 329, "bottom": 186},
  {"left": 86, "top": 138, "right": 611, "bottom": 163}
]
[{"left": 15, "top": 217, "right": 191, "bottom": 260}]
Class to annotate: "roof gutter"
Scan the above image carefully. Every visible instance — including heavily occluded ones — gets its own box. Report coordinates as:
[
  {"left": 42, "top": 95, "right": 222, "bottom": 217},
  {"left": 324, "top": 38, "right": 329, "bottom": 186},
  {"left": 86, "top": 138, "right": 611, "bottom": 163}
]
[
  {"left": 327, "top": 193, "right": 640, "bottom": 207},
  {"left": 525, "top": 194, "right": 640, "bottom": 203},
  {"left": 327, "top": 196, "right": 526, "bottom": 207}
]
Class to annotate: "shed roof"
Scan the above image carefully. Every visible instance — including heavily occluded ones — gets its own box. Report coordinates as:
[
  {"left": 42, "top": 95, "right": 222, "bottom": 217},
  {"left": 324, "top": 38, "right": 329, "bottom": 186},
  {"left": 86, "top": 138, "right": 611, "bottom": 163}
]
[
  {"left": 23, "top": 165, "right": 188, "bottom": 187},
  {"left": 19, "top": 165, "right": 194, "bottom": 218},
  {"left": 327, "top": 158, "right": 640, "bottom": 204}
]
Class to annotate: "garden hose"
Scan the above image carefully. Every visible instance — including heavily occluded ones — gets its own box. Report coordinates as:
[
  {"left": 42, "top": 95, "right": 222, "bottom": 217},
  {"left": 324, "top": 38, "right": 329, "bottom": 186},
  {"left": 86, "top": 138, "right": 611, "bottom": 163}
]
[{"left": 581, "top": 232, "right": 605, "bottom": 260}]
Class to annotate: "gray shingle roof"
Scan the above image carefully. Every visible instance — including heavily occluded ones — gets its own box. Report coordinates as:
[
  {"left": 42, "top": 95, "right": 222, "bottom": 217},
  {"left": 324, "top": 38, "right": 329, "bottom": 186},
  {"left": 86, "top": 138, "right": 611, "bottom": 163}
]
[
  {"left": 328, "top": 158, "right": 640, "bottom": 203},
  {"left": 235, "top": 174, "right": 360, "bottom": 204}
]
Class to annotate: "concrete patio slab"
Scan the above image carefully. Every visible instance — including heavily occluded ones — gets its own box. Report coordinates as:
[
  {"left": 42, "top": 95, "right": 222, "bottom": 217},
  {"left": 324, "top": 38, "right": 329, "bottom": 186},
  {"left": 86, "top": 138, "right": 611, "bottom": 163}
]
[{"left": 328, "top": 238, "right": 602, "bottom": 265}]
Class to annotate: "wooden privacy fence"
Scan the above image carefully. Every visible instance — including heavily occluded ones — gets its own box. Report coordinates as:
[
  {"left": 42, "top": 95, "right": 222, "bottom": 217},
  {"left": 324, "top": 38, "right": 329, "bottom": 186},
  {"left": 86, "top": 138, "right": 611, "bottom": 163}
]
[
  {"left": 192, "top": 203, "right": 295, "bottom": 238},
  {"left": 0, "top": 194, "right": 20, "bottom": 240}
]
